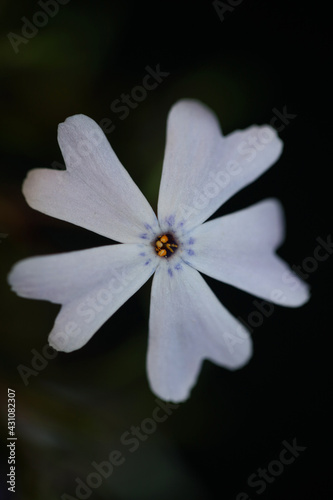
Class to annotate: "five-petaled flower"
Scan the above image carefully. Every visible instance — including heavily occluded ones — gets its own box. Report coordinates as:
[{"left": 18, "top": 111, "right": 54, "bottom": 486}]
[{"left": 8, "top": 100, "right": 310, "bottom": 402}]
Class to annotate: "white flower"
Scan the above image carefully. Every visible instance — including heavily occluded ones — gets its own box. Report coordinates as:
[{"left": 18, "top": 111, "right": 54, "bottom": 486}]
[{"left": 8, "top": 100, "right": 310, "bottom": 402}]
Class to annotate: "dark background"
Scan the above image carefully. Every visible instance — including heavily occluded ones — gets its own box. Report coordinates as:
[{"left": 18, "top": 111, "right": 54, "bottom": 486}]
[{"left": 0, "top": 1, "right": 331, "bottom": 499}]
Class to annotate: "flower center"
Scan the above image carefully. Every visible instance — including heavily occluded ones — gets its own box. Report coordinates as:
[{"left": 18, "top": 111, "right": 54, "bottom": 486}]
[{"left": 154, "top": 233, "right": 178, "bottom": 258}]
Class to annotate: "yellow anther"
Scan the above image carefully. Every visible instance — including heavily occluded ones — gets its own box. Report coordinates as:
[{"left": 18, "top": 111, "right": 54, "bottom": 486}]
[
  {"left": 166, "top": 243, "right": 177, "bottom": 253},
  {"left": 155, "top": 234, "right": 178, "bottom": 258}
]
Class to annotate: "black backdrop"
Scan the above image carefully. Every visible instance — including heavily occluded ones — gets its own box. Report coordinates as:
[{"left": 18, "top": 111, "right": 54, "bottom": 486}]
[{"left": 0, "top": 1, "right": 331, "bottom": 499}]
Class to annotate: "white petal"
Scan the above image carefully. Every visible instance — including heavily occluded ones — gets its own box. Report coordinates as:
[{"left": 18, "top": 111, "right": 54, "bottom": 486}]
[
  {"left": 8, "top": 244, "right": 158, "bottom": 352},
  {"left": 147, "top": 260, "right": 252, "bottom": 402},
  {"left": 23, "top": 115, "right": 159, "bottom": 243},
  {"left": 157, "top": 99, "right": 283, "bottom": 233},
  {"left": 185, "top": 199, "right": 310, "bottom": 307}
]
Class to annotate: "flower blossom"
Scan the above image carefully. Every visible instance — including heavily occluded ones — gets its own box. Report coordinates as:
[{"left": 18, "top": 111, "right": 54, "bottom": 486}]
[{"left": 8, "top": 100, "right": 310, "bottom": 402}]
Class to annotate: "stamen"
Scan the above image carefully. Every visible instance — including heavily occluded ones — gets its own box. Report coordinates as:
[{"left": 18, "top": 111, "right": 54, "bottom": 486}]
[{"left": 154, "top": 233, "right": 178, "bottom": 258}]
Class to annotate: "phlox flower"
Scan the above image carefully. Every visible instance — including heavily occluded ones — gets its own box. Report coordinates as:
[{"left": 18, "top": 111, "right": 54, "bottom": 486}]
[{"left": 8, "top": 99, "right": 309, "bottom": 402}]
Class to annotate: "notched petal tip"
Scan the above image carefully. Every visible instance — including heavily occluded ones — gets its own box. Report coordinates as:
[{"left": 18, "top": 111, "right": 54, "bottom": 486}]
[
  {"left": 46, "top": 310, "right": 99, "bottom": 354},
  {"left": 48, "top": 339, "right": 62, "bottom": 352},
  {"left": 22, "top": 168, "right": 37, "bottom": 202},
  {"left": 48, "top": 333, "right": 77, "bottom": 354},
  {"left": 7, "top": 260, "right": 32, "bottom": 298},
  {"left": 147, "top": 264, "right": 254, "bottom": 403},
  {"left": 283, "top": 280, "right": 311, "bottom": 308},
  {"left": 147, "top": 358, "right": 202, "bottom": 404},
  {"left": 150, "top": 384, "right": 191, "bottom": 404},
  {"left": 225, "top": 339, "right": 253, "bottom": 372},
  {"left": 167, "top": 98, "right": 221, "bottom": 131},
  {"left": 22, "top": 168, "right": 63, "bottom": 214},
  {"left": 57, "top": 113, "right": 96, "bottom": 134},
  {"left": 170, "top": 97, "right": 215, "bottom": 112}
]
